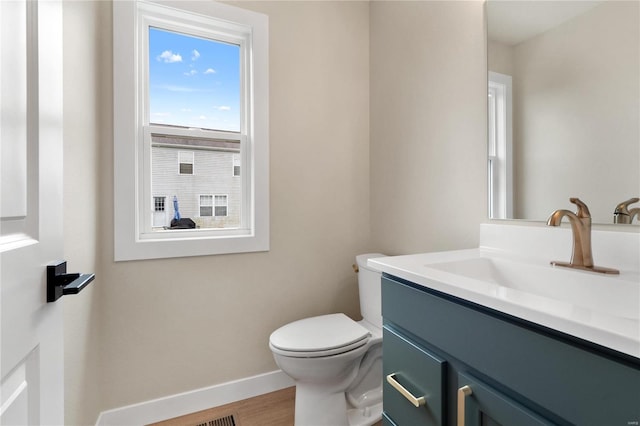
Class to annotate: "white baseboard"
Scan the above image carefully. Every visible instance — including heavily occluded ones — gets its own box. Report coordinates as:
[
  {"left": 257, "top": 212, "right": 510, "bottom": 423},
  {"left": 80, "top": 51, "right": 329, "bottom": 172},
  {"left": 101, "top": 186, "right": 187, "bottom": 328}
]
[{"left": 95, "top": 370, "right": 294, "bottom": 426}]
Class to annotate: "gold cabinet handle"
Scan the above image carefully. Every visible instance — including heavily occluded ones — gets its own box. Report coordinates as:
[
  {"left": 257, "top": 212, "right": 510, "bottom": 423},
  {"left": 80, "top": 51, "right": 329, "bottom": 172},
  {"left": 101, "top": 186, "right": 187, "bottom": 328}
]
[
  {"left": 457, "top": 385, "right": 473, "bottom": 426},
  {"left": 386, "top": 373, "right": 426, "bottom": 407}
]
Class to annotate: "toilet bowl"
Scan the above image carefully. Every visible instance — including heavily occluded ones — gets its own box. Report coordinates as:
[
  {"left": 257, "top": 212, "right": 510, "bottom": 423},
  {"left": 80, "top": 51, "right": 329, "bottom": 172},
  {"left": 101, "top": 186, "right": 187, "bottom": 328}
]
[{"left": 269, "top": 254, "right": 386, "bottom": 426}]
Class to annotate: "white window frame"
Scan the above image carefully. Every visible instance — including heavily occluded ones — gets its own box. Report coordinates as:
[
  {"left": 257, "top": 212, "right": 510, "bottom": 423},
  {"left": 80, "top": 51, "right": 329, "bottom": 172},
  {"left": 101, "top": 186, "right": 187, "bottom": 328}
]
[
  {"left": 114, "top": 0, "right": 269, "bottom": 261},
  {"left": 488, "top": 71, "right": 513, "bottom": 219},
  {"left": 199, "top": 194, "right": 213, "bottom": 217},
  {"left": 232, "top": 154, "right": 241, "bottom": 177},
  {"left": 214, "top": 194, "right": 228, "bottom": 217}
]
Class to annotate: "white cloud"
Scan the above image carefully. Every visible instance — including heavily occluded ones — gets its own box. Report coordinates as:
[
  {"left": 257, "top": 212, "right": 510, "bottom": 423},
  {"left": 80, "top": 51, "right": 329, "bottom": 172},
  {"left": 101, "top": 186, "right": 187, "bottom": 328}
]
[
  {"left": 191, "top": 49, "right": 200, "bottom": 61},
  {"left": 153, "top": 84, "right": 213, "bottom": 93},
  {"left": 217, "top": 106, "right": 231, "bottom": 111},
  {"left": 204, "top": 68, "right": 216, "bottom": 74},
  {"left": 157, "top": 50, "right": 182, "bottom": 63},
  {"left": 183, "top": 69, "right": 198, "bottom": 76},
  {"left": 157, "top": 84, "right": 196, "bottom": 93},
  {"left": 198, "top": 115, "right": 207, "bottom": 120}
]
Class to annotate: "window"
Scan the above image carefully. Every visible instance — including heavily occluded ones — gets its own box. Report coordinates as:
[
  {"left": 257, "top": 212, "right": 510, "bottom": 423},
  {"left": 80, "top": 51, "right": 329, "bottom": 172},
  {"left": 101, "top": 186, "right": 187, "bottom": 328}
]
[
  {"left": 178, "top": 151, "right": 194, "bottom": 175},
  {"left": 114, "top": 0, "right": 269, "bottom": 261},
  {"left": 233, "top": 154, "right": 241, "bottom": 177},
  {"left": 215, "top": 195, "right": 228, "bottom": 216},
  {"left": 488, "top": 71, "right": 513, "bottom": 219},
  {"left": 199, "top": 195, "right": 213, "bottom": 217},
  {"left": 154, "top": 196, "right": 165, "bottom": 212},
  {"left": 200, "top": 195, "right": 228, "bottom": 217}
]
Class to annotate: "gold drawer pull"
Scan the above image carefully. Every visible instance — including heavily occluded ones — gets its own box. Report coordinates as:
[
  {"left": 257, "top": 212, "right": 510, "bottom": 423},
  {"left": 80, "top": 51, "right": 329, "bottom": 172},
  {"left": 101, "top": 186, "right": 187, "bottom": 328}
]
[
  {"left": 386, "top": 373, "right": 426, "bottom": 407},
  {"left": 457, "top": 385, "right": 473, "bottom": 426}
]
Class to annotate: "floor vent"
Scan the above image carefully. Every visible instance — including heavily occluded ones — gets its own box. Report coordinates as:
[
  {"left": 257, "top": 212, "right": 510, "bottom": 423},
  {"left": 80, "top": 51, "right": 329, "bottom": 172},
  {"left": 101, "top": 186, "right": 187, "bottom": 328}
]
[{"left": 194, "top": 414, "right": 236, "bottom": 426}]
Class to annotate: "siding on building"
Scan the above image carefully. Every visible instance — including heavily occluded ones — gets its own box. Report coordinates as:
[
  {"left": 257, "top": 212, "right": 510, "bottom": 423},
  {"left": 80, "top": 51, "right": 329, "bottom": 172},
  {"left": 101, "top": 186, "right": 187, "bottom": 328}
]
[{"left": 151, "top": 135, "right": 241, "bottom": 229}]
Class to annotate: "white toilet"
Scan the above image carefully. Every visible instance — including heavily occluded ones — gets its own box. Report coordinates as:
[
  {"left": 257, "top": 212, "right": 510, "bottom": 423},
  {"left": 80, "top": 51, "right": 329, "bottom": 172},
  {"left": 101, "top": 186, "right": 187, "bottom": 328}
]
[{"left": 269, "top": 253, "right": 386, "bottom": 426}]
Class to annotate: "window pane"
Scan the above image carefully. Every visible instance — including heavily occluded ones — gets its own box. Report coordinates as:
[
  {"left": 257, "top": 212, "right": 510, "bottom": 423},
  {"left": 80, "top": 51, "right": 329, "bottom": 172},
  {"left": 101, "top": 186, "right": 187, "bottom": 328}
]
[
  {"left": 199, "top": 195, "right": 212, "bottom": 217},
  {"left": 214, "top": 195, "right": 227, "bottom": 217},
  {"left": 154, "top": 196, "right": 165, "bottom": 211},
  {"left": 152, "top": 134, "right": 241, "bottom": 230},
  {"left": 148, "top": 27, "right": 241, "bottom": 132},
  {"left": 149, "top": 25, "right": 243, "bottom": 232},
  {"left": 179, "top": 163, "right": 193, "bottom": 174}
]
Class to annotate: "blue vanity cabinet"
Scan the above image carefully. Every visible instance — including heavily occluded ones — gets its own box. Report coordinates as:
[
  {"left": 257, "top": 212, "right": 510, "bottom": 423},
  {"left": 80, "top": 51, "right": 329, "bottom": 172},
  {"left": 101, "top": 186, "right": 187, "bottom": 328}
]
[{"left": 381, "top": 275, "right": 640, "bottom": 426}]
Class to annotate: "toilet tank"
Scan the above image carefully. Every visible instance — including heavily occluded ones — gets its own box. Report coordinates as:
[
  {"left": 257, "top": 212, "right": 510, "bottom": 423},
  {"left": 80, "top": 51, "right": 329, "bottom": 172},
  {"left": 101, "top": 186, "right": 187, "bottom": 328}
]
[{"left": 356, "top": 253, "right": 386, "bottom": 329}]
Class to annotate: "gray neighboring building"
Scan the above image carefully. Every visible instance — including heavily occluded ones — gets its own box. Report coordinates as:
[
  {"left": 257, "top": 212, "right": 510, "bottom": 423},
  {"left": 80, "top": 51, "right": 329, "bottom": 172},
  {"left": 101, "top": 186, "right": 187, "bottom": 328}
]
[{"left": 151, "top": 133, "right": 241, "bottom": 229}]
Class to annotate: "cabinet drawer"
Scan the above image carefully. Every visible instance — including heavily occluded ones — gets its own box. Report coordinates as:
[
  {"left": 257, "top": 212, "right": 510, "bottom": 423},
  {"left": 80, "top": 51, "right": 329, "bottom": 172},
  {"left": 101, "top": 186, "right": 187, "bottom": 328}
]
[
  {"left": 383, "top": 327, "right": 446, "bottom": 426},
  {"left": 457, "top": 372, "right": 550, "bottom": 426}
]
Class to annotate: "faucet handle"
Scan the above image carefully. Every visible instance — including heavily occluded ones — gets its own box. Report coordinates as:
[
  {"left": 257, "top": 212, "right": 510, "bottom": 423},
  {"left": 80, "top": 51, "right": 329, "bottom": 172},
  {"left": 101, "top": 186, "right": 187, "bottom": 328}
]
[
  {"left": 569, "top": 197, "right": 591, "bottom": 219},
  {"left": 614, "top": 197, "right": 640, "bottom": 224},
  {"left": 614, "top": 197, "right": 640, "bottom": 214}
]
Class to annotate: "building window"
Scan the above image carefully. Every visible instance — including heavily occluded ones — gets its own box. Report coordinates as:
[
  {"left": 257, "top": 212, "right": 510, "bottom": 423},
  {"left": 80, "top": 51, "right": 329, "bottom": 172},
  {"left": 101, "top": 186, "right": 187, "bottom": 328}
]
[
  {"left": 233, "top": 154, "right": 241, "bottom": 177},
  {"left": 154, "top": 196, "right": 165, "bottom": 212},
  {"left": 199, "top": 195, "right": 227, "bottom": 217},
  {"left": 199, "top": 195, "right": 213, "bottom": 217},
  {"left": 178, "top": 151, "right": 194, "bottom": 175},
  {"left": 114, "top": 0, "right": 269, "bottom": 261},
  {"left": 215, "top": 195, "right": 228, "bottom": 216}
]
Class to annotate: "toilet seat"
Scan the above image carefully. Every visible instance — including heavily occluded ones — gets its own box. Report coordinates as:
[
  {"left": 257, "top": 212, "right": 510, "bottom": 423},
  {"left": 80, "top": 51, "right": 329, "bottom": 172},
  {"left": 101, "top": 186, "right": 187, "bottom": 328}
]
[{"left": 270, "top": 313, "right": 371, "bottom": 358}]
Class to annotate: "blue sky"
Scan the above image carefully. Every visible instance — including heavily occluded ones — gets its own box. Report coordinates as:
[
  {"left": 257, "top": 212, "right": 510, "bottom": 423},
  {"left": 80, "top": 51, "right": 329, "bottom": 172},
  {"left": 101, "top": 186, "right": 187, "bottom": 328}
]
[{"left": 149, "top": 27, "right": 241, "bottom": 132}]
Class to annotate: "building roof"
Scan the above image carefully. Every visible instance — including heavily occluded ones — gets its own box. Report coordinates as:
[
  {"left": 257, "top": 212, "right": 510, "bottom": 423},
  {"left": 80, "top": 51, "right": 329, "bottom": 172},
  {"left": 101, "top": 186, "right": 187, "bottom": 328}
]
[{"left": 151, "top": 133, "right": 240, "bottom": 152}]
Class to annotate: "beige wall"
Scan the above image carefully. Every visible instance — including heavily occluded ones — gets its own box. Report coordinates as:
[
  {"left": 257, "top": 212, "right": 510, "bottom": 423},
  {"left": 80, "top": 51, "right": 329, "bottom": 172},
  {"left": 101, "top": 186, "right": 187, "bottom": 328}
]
[
  {"left": 63, "top": 1, "right": 487, "bottom": 424},
  {"left": 63, "top": 1, "right": 108, "bottom": 423},
  {"left": 488, "top": 40, "right": 514, "bottom": 76},
  {"left": 369, "top": 1, "right": 487, "bottom": 254}
]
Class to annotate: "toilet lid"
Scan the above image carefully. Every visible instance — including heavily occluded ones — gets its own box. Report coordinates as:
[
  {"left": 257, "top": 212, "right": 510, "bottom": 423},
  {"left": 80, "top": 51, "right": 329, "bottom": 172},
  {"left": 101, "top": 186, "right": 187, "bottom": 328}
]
[{"left": 269, "top": 313, "right": 370, "bottom": 354}]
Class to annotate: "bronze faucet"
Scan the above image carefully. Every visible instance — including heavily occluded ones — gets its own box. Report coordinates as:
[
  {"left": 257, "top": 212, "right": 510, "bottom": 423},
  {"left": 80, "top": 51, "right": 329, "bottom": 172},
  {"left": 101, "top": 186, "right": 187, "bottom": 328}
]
[
  {"left": 613, "top": 197, "right": 640, "bottom": 224},
  {"left": 546, "top": 198, "right": 619, "bottom": 274}
]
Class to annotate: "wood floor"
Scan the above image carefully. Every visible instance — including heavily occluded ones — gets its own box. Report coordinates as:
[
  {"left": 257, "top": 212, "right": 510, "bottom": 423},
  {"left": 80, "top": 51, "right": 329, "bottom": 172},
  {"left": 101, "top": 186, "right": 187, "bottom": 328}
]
[{"left": 148, "top": 386, "right": 382, "bottom": 426}]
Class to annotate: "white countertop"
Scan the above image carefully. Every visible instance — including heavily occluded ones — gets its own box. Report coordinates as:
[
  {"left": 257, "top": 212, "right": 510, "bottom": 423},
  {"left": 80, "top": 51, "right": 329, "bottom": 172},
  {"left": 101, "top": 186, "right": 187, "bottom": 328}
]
[{"left": 370, "top": 224, "right": 640, "bottom": 359}]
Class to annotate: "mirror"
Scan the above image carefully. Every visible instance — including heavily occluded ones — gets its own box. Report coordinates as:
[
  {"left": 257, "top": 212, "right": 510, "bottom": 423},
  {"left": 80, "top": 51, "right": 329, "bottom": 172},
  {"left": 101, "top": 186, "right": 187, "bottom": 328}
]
[{"left": 486, "top": 1, "right": 639, "bottom": 224}]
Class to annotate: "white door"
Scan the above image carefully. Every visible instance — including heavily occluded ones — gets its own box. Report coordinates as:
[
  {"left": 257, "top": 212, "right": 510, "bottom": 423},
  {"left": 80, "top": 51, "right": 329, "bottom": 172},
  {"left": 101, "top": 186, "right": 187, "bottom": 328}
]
[
  {"left": 1, "top": 1, "right": 65, "bottom": 425},
  {"left": 152, "top": 196, "right": 167, "bottom": 228}
]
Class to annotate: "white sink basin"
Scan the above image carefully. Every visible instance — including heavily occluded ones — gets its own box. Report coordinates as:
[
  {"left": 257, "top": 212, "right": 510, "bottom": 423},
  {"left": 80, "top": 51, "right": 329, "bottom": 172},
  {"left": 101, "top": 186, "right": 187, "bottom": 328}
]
[
  {"left": 427, "top": 257, "right": 640, "bottom": 320},
  {"left": 369, "top": 247, "right": 640, "bottom": 359}
]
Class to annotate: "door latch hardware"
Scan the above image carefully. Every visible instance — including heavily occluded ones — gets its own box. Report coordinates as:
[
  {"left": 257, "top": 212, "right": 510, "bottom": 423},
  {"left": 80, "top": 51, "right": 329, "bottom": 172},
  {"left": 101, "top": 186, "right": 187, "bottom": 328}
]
[{"left": 47, "top": 261, "right": 95, "bottom": 303}]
